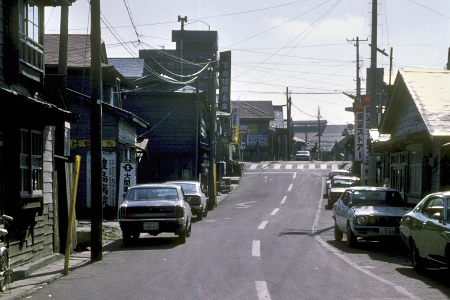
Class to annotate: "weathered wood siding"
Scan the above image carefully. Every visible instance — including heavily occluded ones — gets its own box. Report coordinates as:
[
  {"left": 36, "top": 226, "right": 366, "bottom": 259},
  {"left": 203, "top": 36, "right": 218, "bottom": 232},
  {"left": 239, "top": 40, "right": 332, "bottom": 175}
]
[
  {"left": 9, "top": 126, "right": 55, "bottom": 268},
  {"left": 123, "top": 93, "right": 197, "bottom": 154},
  {"left": 388, "top": 84, "right": 427, "bottom": 139}
]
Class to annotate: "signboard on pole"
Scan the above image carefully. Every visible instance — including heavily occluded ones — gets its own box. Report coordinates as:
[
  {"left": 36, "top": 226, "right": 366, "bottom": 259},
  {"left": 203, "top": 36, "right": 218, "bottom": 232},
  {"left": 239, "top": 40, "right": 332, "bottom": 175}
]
[
  {"left": 118, "top": 162, "right": 136, "bottom": 203},
  {"left": 231, "top": 108, "right": 240, "bottom": 144},
  {"left": 218, "top": 51, "right": 231, "bottom": 113}
]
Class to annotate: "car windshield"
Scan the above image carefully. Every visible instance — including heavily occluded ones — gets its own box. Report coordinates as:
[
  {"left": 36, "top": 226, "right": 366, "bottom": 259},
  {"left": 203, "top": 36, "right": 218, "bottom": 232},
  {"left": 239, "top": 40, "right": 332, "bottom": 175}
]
[
  {"left": 126, "top": 188, "right": 179, "bottom": 201},
  {"left": 171, "top": 183, "right": 197, "bottom": 193},
  {"left": 332, "top": 179, "right": 359, "bottom": 187},
  {"left": 352, "top": 190, "right": 404, "bottom": 207}
]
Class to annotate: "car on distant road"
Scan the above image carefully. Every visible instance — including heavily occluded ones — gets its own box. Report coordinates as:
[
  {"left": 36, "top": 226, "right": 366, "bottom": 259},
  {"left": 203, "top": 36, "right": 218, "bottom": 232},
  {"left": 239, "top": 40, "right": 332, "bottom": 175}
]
[
  {"left": 165, "top": 180, "right": 208, "bottom": 220},
  {"left": 325, "top": 169, "right": 351, "bottom": 195},
  {"left": 295, "top": 150, "right": 311, "bottom": 161},
  {"left": 399, "top": 191, "right": 450, "bottom": 271},
  {"left": 327, "top": 175, "right": 361, "bottom": 208},
  {"left": 332, "top": 186, "right": 411, "bottom": 247},
  {"left": 117, "top": 183, "right": 192, "bottom": 244}
]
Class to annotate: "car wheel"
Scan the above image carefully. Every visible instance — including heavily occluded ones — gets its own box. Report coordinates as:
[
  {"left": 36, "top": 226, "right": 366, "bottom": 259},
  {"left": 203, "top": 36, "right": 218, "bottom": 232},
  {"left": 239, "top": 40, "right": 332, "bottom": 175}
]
[
  {"left": 132, "top": 232, "right": 140, "bottom": 239},
  {"left": 178, "top": 222, "right": 190, "bottom": 244},
  {"left": 334, "top": 223, "right": 343, "bottom": 242},
  {"left": 197, "top": 209, "right": 204, "bottom": 220},
  {"left": 411, "top": 241, "right": 426, "bottom": 271},
  {"left": 346, "top": 223, "right": 357, "bottom": 247},
  {"left": 122, "top": 231, "right": 132, "bottom": 245}
]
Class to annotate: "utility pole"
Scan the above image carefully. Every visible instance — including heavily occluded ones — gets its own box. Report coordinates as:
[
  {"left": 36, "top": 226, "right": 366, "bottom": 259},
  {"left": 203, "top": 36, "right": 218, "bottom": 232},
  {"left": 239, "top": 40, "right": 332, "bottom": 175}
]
[
  {"left": 367, "top": 0, "right": 378, "bottom": 185},
  {"left": 208, "top": 59, "right": 217, "bottom": 207},
  {"left": 286, "top": 87, "right": 291, "bottom": 161},
  {"left": 90, "top": 0, "right": 103, "bottom": 262},
  {"left": 178, "top": 16, "right": 187, "bottom": 80},
  {"left": 318, "top": 106, "right": 321, "bottom": 161},
  {"left": 347, "top": 37, "right": 368, "bottom": 103}
]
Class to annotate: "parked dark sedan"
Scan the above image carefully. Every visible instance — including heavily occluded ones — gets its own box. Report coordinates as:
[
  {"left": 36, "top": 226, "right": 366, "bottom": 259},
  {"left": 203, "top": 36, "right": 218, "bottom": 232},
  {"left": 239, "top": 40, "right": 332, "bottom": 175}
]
[
  {"left": 117, "top": 184, "right": 192, "bottom": 244},
  {"left": 333, "top": 186, "right": 411, "bottom": 247},
  {"left": 400, "top": 191, "right": 450, "bottom": 270},
  {"left": 165, "top": 180, "right": 208, "bottom": 220}
]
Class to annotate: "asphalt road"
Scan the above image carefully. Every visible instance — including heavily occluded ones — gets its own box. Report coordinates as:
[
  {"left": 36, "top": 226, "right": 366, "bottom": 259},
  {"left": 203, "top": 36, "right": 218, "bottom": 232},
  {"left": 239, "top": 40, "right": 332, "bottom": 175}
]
[{"left": 20, "top": 161, "right": 450, "bottom": 300}]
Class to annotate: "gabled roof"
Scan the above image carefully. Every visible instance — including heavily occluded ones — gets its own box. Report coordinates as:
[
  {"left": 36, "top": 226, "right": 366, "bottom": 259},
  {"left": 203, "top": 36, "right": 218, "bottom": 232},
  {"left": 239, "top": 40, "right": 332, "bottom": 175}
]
[
  {"left": 381, "top": 69, "right": 450, "bottom": 137},
  {"left": 109, "top": 58, "right": 145, "bottom": 80},
  {"left": 45, "top": 34, "right": 108, "bottom": 67},
  {"left": 231, "top": 101, "right": 274, "bottom": 120}
]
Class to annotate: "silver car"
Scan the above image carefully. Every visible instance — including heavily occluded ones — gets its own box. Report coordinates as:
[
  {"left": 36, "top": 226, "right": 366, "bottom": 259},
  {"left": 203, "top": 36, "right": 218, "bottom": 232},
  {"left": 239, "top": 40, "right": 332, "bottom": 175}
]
[
  {"left": 165, "top": 180, "right": 209, "bottom": 220},
  {"left": 332, "top": 186, "right": 411, "bottom": 247},
  {"left": 118, "top": 184, "right": 192, "bottom": 244}
]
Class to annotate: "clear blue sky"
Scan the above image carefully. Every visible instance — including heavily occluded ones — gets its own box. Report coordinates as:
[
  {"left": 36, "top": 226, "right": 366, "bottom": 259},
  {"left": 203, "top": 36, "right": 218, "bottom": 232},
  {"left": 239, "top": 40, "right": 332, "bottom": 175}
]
[{"left": 45, "top": 0, "right": 450, "bottom": 125}]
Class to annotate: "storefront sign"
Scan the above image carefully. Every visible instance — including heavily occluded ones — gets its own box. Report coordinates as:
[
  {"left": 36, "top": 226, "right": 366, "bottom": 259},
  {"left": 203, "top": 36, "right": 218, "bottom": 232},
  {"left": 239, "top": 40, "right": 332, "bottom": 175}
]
[
  {"left": 218, "top": 51, "right": 231, "bottom": 113},
  {"left": 118, "top": 162, "right": 136, "bottom": 203},
  {"left": 87, "top": 151, "right": 117, "bottom": 208}
]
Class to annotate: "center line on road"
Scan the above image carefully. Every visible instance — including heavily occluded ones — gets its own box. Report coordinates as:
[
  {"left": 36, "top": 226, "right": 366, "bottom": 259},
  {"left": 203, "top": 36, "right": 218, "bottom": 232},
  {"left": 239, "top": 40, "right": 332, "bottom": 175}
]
[
  {"left": 281, "top": 196, "right": 287, "bottom": 204},
  {"left": 258, "top": 221, "right": 268, "bottom": 229},
  {"left": 270, "top": 208, "right": 279, "bottom": 215},
  {"left": 287, "top": 183, "right": 293, "bottom": 191},
  {"left": 252, "top": 240, "right": 261, "bottom": 257},
  {"left": 255, "top": 281, "right": 271, "bottom": 300}
]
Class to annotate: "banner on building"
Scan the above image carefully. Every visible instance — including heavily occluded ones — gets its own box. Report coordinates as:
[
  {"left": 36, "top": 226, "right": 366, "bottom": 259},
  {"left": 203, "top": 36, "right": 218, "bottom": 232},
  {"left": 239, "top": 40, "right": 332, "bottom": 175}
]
[
  {"left": 118, "top": 162, "right": 136, "bottom": 203},
  {"left": 362, "top": 96, "right": 370, "bottom": 164},
  {"left": 87, "top": 151, "right": 117, "bottom": 208},
  {"left": 218, "top": 51, "right": 231, "bottom": 113}
]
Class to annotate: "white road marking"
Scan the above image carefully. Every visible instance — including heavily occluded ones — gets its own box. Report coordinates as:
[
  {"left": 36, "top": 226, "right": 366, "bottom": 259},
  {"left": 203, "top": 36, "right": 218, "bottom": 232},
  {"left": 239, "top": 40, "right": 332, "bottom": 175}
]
[
  {"left": 236, "top": 201, "right": 256, "bottom": 208},
  {"left": 252, "top": 240, "right": 261, "bottom": 257},
  {"left": 250, "top": 163, "right": 258, "bottom": 169},
  {"left": 308, "top": 164, "right": 315, "bottom": 169},
  {"left": 262, "top": 163, "right": 269, "bottom": 169},
  {"left": 274, "top": 164, "right": 281, "bottom": 169},
  {"left": 258, "top": 221, "right": 268, "bottom": 229},
  {"left": 297, "top": 164, "right": 304, "bottom": 169},
  {"left": 286, "top": 164, "right": 292, "bottom": 169},
  {"left": 281, "top": 196, "right": 287, "bottom": 204},
  {"left": 270, "top": 208, "right": 279, "bottom": 216},
  {"left": 312, "top": 178, "right": 420, "bottom": 300},
  {"left": 287, "top": 183, "right": 293, "bottom": 191},
  {"left": 293, "top": 172, "right": 297, "bottom": 179},
  {"left": 320, "top": 164, "right": 327, "bottom": 169},
  {"left": 255, "top": 281, "right": 271, "bottom": 300}
]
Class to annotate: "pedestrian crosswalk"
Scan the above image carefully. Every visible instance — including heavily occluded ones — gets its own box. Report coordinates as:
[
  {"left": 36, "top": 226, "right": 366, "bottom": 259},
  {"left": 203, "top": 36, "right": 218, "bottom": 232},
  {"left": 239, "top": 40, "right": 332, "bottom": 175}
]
[{"left": 246, "top": 162, "right": 344, "bottom": 170}]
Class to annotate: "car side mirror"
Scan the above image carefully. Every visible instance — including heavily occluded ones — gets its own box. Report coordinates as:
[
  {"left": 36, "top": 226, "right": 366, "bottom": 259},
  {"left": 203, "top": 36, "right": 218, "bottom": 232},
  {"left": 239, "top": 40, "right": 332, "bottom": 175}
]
[{"left": 431, "top": 212, "right": 442, "bottom": 220}]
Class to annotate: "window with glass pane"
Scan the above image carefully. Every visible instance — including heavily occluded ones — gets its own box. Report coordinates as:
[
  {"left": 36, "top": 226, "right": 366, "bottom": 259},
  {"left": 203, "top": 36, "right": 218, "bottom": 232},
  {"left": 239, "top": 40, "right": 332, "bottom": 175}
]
[
  {"left": 20, "top": 129, "right": 43, "bottom": 197},
  {"left": 19, "top": 0, "right": 40, "bottom": 43}
]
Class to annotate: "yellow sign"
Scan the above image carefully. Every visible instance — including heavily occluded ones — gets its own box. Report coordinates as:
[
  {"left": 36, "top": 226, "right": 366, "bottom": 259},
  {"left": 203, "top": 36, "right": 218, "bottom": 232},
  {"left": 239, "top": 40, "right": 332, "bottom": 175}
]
[
  {"left": 70, "top": 140, "right": 117, "bottom": 148},
  {"left": 231, "top": 125, "right": 239, "bottom": 144}
]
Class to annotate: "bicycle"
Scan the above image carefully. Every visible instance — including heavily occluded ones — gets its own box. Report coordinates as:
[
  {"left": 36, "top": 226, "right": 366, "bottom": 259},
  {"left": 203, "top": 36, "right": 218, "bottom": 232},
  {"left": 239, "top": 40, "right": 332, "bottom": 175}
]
[{"left": 0, "top": 215, "right": 13, "bottom": 292}]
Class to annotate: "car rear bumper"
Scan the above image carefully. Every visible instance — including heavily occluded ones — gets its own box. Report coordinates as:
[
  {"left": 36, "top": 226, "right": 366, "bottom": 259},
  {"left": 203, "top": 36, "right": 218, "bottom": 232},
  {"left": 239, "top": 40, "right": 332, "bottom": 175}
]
[{"left": 119, "top": 218, "right": 186, "bottom": 234}]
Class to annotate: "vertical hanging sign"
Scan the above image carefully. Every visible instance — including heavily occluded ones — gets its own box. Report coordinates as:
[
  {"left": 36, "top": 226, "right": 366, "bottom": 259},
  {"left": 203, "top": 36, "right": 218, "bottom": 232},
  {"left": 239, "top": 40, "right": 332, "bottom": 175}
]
[
  {"left": 118, "top": 162, "right": 136, "bottom": 203},
  {"left": 354, "top": 101, "right": 364, "bottom": 162},
  {"left": 231, "top": 108, "right": 240, "bottom": 144},
  {"left": 362, "top": 96, "right": 371, "bottom": 164},
  {"left": 218, "top": 51, "right": 231, "bottom": 113}
]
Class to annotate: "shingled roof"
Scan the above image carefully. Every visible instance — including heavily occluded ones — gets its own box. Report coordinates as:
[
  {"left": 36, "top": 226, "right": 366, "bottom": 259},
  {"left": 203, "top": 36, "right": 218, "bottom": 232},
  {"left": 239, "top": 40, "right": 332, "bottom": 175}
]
[
  {"left": 381, "top": 69, "right": 450, "bottom": 137},
  {"left": 44, "top": 34, "right": 108, "bottom": 67},
  {"left": 231, "top": 101, "right": 274, "bottom": 120}
]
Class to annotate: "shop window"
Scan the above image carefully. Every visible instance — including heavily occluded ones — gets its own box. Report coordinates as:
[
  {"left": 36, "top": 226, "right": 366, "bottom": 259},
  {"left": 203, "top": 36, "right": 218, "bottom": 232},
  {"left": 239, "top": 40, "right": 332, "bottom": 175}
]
[{"left": 20, "top": 129, "right": 43, "bottom": 198}]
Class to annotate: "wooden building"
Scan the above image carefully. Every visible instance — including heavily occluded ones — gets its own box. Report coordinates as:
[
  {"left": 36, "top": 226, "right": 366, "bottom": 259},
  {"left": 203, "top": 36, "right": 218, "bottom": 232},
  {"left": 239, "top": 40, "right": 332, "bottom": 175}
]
[{"left": 0, "top": 0, "right": 78, "bottom": 269}]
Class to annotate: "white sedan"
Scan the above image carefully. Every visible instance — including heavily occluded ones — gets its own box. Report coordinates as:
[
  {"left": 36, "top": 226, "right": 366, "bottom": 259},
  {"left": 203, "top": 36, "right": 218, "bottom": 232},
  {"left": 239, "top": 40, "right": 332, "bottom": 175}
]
[{"left": 332, "top": 186, "right": 411, "bottom": 247}]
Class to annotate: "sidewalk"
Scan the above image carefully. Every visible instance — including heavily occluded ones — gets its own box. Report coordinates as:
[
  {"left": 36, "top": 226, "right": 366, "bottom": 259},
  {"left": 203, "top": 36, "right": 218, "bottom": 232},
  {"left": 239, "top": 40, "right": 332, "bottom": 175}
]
[{"left": 0, "top": 187, "right": 235, "bottom": 300}]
